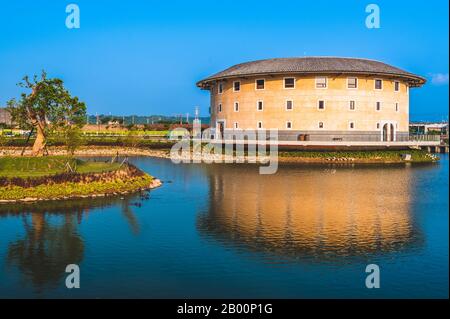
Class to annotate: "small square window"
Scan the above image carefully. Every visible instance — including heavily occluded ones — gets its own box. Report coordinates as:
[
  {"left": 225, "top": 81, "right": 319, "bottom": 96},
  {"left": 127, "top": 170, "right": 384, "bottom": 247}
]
[
  {"left": 286, "top": 121, "right": 292, "bottom": 129},
  {"left": 233, "top": 81, "right": 241, "bottom": 92},
  {"left": 376, "top": 102, "right": 381, "bottom": 111},
  {"left": 348, "top": 77, "right": 358, "bottom": 89},
  {"left": 316, "top": 77, "right": 327, "bottom": 88},
  {"left": 256, "top": 79, "right": 265, "bottom": 90},
  {"left": 234, "top": 102, "right": 239, "bottom": 112},
  {"left": 318, "top": 100, "right": 325, "bottom": 110},
  {"left": 284, "top": 78, "right": 295, "bottom": 89},
  {"left": 394, "top": 81, "right": 400, "bottom": 92},
  {"left": 377, "top": 123, "right": 380, "bottom": 129},
  {"left": 257, "top": 121, "right": 263, "bottom": 129},
  {"left": 349, "top": 122, "right": 355, "bottom": 129},
  {"left": 257, "top": 101, "right": 264, "bottom": 111},
  {"left": 375, "top": 79, "right": 383, "bottom": 90},
  {"left": 218, "top": 82, "right": 223, "bottom": 94},
  {"left": 286, "top": 100, "right": 293, "bottom": 110},
  {"left": 349, "top": 101, "right": 355, "bottom": 110},
  {"left": 318, "top": 122, "right": 324, "bottom": 129}
]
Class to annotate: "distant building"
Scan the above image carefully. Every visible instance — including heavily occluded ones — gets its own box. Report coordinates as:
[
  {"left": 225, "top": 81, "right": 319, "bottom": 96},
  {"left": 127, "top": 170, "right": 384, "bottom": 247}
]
[
  {"left": 0, "top": 108, "right": 12, "bottom": 125},
  {"left": 410, "top": 122, "right": 449, "bottom": 136},
  {"left": 197, "top": 57, "right": 430, "bottom": 145}
]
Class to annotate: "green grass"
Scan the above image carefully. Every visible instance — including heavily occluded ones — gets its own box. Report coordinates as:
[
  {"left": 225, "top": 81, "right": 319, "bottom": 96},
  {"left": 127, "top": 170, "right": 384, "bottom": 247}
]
[
  {"left": 0, "top": 156, "right": 121, "bottom": 178},
  {"left": 0, "top": 174, "right": 154, "bottom": 201},
  {"left": 278, "top": 149, "right": 438, "bottom": 162}
]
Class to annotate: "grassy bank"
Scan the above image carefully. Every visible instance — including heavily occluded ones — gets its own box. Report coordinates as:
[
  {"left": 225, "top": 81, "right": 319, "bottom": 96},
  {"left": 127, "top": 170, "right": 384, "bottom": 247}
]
[
  {"left": 0, "top": 175, "right": 155, "bottom": 201},
  {"left": 278, "top": 149, "right": 438, "bottom": 163},
  {"left": 0, "top": 156, "right": 160, "bottom": 202},
  {"left": 0, "top": 136, "right": 175, "bottom": 149}
]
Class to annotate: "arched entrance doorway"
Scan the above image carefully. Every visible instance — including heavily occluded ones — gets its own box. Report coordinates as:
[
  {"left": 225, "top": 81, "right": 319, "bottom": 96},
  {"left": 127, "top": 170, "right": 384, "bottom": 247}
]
[
  {"left": 383, "top": 124, "right": 389, "bottom": 141},
  {"left": 390, "top": 124, "right": 395, "bottom": 142},
  {"left": 382, "top": 123, "right": 396, "bottom": 142}
]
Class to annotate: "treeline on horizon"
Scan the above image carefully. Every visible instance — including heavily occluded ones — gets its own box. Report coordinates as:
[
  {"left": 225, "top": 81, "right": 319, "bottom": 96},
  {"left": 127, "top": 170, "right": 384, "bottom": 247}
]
[{"left": 87, "top": 114, "right": 211, "bottom": 126}]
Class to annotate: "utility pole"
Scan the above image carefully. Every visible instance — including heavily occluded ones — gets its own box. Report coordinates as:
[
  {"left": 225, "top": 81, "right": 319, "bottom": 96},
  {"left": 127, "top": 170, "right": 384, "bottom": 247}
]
[{"left": 193, "top": 106, "right": 201, "bottom": 138}]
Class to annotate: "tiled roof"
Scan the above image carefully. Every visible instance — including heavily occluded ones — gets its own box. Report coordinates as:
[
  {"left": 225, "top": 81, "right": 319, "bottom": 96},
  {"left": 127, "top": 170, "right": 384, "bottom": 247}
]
[{"left": 197, "top": 57, "right": 426, "bottom": 88}]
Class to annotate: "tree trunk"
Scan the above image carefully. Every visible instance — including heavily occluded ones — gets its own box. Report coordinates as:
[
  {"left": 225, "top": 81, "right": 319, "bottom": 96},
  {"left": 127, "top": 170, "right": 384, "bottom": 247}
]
[{"left": 32, "top": 123, "right": 46, "bottom": 156}]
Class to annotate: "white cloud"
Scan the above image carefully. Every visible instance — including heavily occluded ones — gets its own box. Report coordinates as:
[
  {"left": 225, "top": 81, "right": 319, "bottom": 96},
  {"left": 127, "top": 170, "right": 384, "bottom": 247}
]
[{"left": 430, "top": 73, "right": 449, "bottom": 85}]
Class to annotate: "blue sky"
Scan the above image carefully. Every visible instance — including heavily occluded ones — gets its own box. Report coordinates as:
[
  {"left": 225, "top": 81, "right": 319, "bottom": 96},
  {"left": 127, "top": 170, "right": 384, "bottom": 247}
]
[{"left": 0, "top": 0, "right": 448, "bottom": 121}]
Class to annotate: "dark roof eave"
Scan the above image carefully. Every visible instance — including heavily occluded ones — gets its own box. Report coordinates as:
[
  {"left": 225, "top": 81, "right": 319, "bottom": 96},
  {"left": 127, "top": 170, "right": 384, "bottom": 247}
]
[{"left": 197, "top": 70, "right": 426, "bottom": 89}]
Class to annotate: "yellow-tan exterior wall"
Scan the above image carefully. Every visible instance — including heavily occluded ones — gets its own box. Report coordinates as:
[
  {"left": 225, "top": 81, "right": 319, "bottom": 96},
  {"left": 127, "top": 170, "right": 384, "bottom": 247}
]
[{"left": 209, "top": 75, "right": 410, "bottom": 132}]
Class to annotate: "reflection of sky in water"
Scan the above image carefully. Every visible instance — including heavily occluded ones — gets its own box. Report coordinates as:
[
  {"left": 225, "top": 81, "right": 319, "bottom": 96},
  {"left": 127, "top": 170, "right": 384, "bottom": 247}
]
[{"left": 0, "top": 156, "right": 448, "bottom": 298}]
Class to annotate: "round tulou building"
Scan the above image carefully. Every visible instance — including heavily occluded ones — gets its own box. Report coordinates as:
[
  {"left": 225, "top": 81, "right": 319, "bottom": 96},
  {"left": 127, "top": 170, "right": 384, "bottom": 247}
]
[{"left": 197, "top": 57, "right": 427, "bottom": 145}]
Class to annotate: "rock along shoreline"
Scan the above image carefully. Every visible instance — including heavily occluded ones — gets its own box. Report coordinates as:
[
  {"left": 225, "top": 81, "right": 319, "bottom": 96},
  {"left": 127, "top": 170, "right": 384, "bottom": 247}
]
[
  {"left": 0, "top": 146, "right": 438, "bottom": 164},
  {"left": 0, "top": 178, "right": 162, "bottom": 204}
]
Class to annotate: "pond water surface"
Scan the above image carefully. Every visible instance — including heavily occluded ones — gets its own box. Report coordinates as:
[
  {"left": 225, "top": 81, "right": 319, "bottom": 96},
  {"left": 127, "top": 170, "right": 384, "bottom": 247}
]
[{"left": 0, "top": 155, "right": 448, "bottom": 298}]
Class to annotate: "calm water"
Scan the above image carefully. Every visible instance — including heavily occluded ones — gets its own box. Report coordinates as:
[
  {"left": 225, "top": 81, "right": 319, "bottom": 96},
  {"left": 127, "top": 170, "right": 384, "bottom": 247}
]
[{"left": 0, "top": 156, "right": 448, "bottom": 298}]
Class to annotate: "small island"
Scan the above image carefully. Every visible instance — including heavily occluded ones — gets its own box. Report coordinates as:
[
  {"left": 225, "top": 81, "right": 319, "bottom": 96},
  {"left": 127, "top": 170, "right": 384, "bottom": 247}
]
[
  {"left": 0, "top": 72, "right": 160, "bottom": 203},
  {"left": 0, "top": 156, "right": 161, "bottom": 203}
]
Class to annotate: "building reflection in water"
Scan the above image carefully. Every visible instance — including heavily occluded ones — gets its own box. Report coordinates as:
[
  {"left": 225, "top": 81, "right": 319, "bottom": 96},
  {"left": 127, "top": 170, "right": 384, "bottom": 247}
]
[
  {"left": 197, "top": 164, "right": 423, "bottom": 262},
  {"left": 0, "top": 195, "right": 143, "bottom": 293}
]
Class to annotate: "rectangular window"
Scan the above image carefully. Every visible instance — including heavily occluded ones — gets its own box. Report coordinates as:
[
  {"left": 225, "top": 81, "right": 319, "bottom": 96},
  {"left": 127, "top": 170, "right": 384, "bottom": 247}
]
[
  {"left": 218, "top": 82, "right": 223, "bottom": 94},
  {"left": 394, "top": 81, "right": 400, "bottom": 92},
  {"left": 395, "top": 102, "right": 399, "bottom": 112},
  {"left": 349, "top": 101, "right": 355, "bottom": 110},
  {"left": 256, "top": 79, "right": 265, "bottom": 90},
  {"left": 257, "top": 100, "right": 264, "bottom": 111},
  {"left": 316, "top": 77, "right": 327, "bottom": 88},
  {"left": 318, "top": 122, "right": 324, "bottom": 129},
  {"left": 257, "top": 121, "right": 263, "bottom": 129},
  {"left": 318, "top": 100, "right": 325, "bottom": 110},
  {"left": 286, "top": 121, "right": 292, "bottom": 129},
  {"left": 348, "top": 77, "right": 358, "bottom": 89},
  {"left": 375, "top": 79, "right": 383, "bottom": 90},
  {"left": 234, "top": 102, "right": 239, "bottom": 112},
  {"left": 234, "top": 122, "right": 239, "bottom": 129},
  {"left": 284, "top": 77, "right": 295, "bottom": 89},
  {"left": 376, "top": 102, "right": 381, "bottom": 111},
  {"left": 349, "top": 122, "right": 355, "bottom": 129},
  {"left": 286, "top": 100, "right": 293, "bottom": 110},
  {"left": 218, "top": 103, "right": 222, "bottom": 113},
  {"left": 233, "top": 81, "right": 241, "bottom": 92},
  {"left": 377, "top": 123, "right": 380, "bottom": 129}
]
